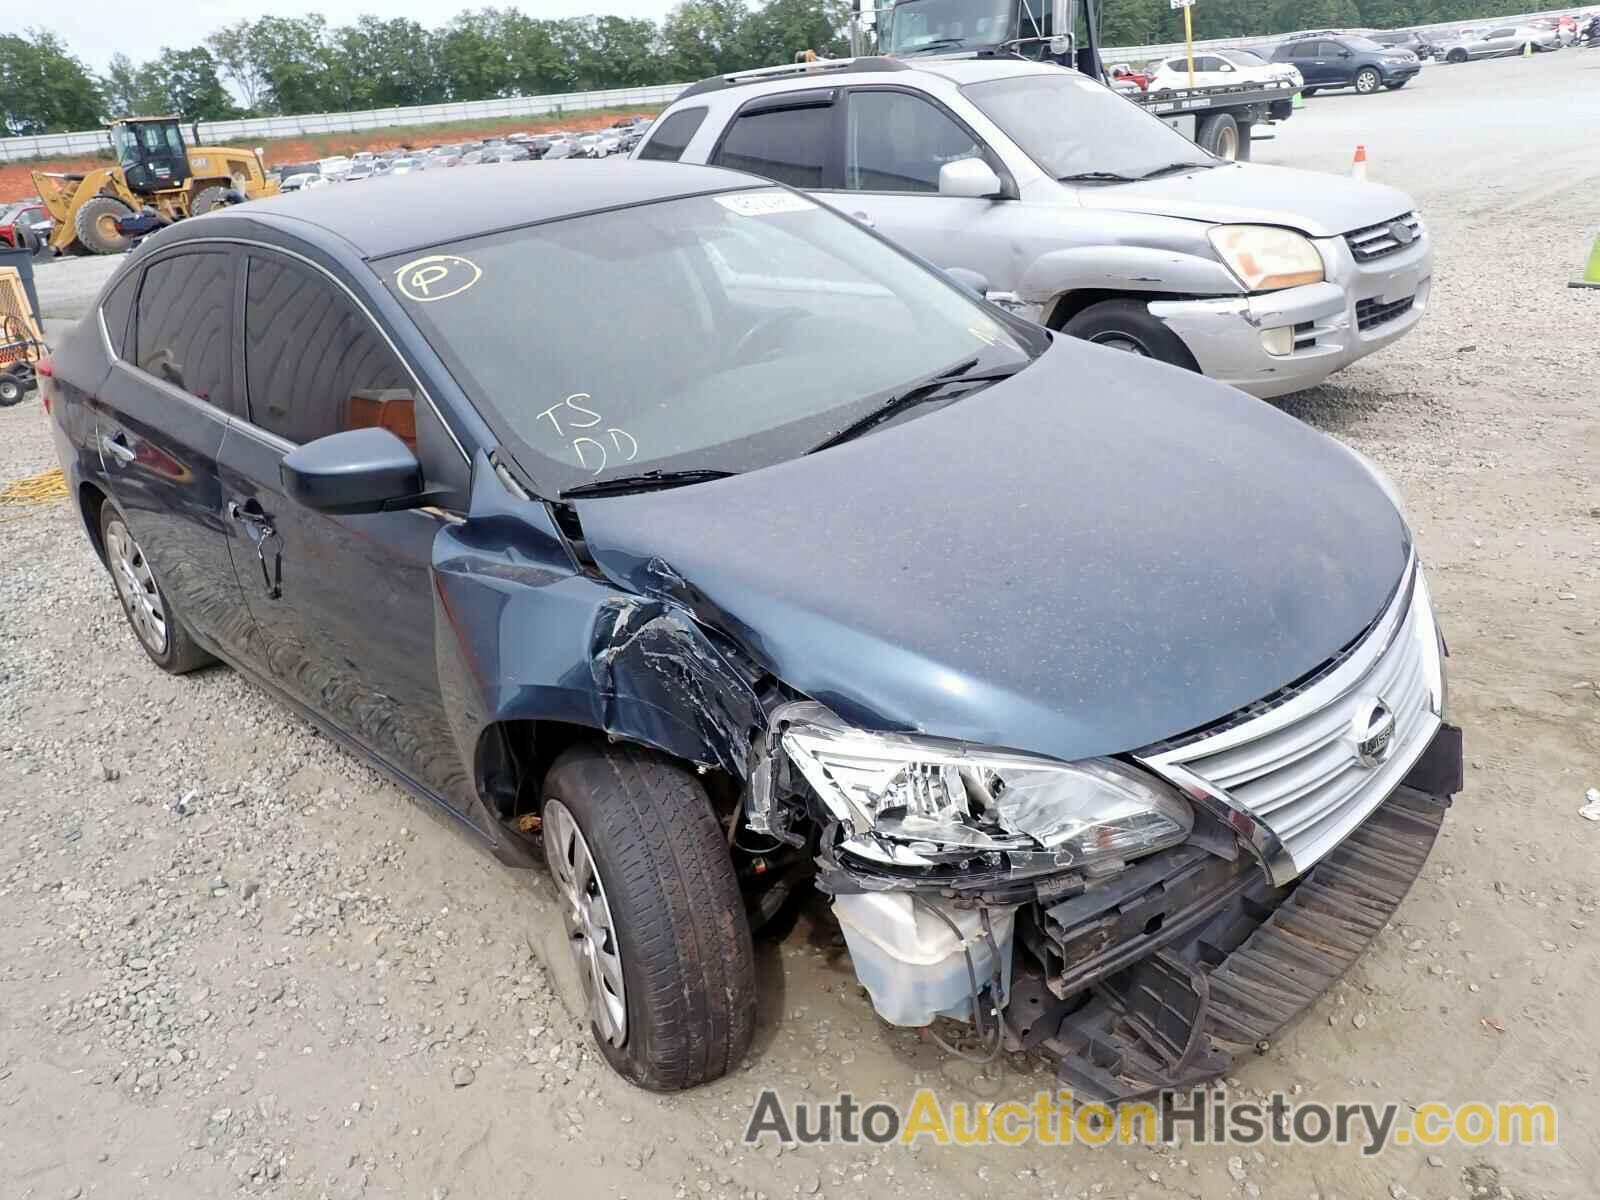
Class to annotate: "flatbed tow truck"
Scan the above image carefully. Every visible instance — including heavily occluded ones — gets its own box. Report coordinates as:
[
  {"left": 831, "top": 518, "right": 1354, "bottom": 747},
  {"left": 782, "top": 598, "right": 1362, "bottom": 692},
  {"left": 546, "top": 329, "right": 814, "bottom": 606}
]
[{"left": 850, "top": 0, "right": 1297, "bottom": 159}]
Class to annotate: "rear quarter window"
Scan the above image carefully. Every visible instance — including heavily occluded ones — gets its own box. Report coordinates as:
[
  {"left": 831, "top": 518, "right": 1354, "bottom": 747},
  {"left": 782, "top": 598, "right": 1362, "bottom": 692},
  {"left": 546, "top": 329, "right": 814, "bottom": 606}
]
[
  {"left": 100, "top": 270, "right": 139, "bottom": 359},
  {"left": 637, "top": 107, "right": 707, "bottom": 162}
]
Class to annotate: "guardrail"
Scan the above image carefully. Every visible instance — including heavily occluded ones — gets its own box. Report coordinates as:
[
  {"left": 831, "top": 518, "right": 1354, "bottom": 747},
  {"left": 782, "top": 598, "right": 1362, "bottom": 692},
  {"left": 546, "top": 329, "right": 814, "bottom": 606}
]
[{"left": 1, "top": 4, "right": 1581, "bottom": 164}]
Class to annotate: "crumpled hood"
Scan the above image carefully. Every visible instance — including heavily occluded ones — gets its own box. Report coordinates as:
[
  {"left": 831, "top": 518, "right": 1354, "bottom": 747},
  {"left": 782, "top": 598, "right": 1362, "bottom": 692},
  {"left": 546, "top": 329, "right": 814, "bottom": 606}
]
[
  {"left": 575, "top": 336, "right": 1409, "bottom": 764},
  {"left": 1074, "top": 163, "right": 1415, "bottom": 239}
]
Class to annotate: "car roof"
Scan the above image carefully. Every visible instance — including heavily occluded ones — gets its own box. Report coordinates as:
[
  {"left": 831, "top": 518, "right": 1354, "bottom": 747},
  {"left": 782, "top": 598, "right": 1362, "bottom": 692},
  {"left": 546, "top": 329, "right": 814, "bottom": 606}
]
[{"left": 202, "top": 161, "right": 764, "bottom": 259}]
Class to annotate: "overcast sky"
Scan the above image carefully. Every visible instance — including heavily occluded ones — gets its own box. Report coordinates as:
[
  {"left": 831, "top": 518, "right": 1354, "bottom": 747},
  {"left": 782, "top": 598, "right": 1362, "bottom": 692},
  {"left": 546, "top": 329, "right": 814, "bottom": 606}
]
[{"left": 58, "top": 0, "right": 682, "bottom": 70}]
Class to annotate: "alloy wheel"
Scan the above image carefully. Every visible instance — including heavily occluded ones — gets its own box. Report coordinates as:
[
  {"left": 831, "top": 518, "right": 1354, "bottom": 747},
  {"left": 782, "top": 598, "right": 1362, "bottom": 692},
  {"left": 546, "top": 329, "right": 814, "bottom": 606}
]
[
  {"left": 1356, "top": 70, "right": 1380, "bottom": 92},
  {"left": 105, "top": 518, "right": 168, "bottom": 655},
  {"left": 543, "top": 799, "right": 628, "bottom": 1046}
]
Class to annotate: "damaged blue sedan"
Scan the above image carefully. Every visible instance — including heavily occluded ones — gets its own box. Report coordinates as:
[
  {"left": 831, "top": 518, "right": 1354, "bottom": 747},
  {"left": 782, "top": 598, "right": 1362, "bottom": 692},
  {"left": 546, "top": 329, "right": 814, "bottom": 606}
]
[{"left": 44, "top": 162, "right": 1462, "bottom": 1098}]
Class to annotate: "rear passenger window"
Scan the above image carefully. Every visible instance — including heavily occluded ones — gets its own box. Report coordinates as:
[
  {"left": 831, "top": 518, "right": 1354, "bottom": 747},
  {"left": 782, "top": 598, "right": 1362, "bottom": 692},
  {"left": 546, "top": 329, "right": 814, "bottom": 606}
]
[
  {"left": 100, "top": 270, "right": 139, "bottom": 359},
  {"left": 243, "top": 255, "right": 414, "bottom": 447},
  {"left": 637, "top": 108, "right": 706, "bottom": 162},
  {"left": 713, "top": 105, "right": 831, "bottom": 188},
  {"left": 135, "top": 252, "right": 236, "bottom": 412}
]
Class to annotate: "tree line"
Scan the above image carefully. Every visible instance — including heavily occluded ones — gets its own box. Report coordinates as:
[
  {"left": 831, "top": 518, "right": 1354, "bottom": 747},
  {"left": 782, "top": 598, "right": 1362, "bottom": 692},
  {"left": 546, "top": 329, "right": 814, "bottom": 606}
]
[{"left": 0, "top": 0, "right": 1551, "bottom": 136}]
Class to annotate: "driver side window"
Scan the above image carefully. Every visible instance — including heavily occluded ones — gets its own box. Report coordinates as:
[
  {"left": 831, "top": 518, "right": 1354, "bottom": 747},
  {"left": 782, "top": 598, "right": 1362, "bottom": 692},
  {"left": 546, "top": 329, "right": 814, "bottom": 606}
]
[
  {"left": 844, "top": 90, "right": 982, "bottom": 194},
  {"left": 243, "top": 256, "right": 415, "bottom": 448}
]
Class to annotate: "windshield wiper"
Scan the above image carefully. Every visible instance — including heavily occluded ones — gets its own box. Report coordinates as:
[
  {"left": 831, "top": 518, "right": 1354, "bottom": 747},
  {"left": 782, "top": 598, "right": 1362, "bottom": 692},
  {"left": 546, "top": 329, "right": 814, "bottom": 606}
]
[
  {"left": 560, "top": 468, "right": 736, "bottom": 499},
  {"left": 899, "top": 36, "right": 968, "bottom": 54},
  {"left": 1058, "top": 170, "right": 1139, "bottom": 183},
  {"left": 1137, "top": 160, "right": 1217, "bottom": 179},
  {"left": 808, "top": 357, "right": 1025, "bottom": 454}
]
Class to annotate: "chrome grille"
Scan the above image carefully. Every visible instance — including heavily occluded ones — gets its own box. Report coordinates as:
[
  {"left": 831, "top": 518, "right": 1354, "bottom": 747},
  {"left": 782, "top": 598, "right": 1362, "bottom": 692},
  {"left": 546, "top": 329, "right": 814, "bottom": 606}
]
[
  {"left": 1142, "top": 559, "right": 1442, "bottom": 879},
  {"left": 1345, "top": 212, "right": 1422, "bottom": 263}
]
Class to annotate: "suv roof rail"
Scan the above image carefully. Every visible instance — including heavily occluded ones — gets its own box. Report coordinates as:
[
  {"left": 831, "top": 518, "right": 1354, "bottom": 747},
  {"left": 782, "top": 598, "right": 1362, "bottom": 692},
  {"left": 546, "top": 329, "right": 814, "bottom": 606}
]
[
  {"left": 678, "top": 55, "right": 908, "bottom": 99},
  {"left": 1278, "top": 29, "right": 1345, "bottom": 41}
]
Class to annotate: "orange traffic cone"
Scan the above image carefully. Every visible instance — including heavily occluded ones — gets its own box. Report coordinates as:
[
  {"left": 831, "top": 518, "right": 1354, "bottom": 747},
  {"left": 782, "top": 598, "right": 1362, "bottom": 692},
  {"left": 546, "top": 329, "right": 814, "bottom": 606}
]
[{"left": 1351, "top": 144, "right": 1368, "bottom": 181}]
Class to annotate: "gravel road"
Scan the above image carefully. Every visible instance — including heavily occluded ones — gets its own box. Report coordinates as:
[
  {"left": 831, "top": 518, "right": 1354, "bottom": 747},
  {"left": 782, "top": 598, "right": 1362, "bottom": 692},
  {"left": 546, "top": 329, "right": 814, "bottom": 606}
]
[{"left": 2, "top": 52, "right": 1597, "bottom": 1200}]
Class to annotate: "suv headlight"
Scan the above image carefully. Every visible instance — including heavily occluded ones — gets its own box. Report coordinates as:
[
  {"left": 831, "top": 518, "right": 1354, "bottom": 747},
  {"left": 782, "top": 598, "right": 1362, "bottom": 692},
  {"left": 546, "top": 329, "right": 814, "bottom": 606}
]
[
  {"left": 1208, "top": 224, "right": 1325, "bottom": 292},
  {"left": 781, "top": 717, "right": 1193, "bottom": 873}
]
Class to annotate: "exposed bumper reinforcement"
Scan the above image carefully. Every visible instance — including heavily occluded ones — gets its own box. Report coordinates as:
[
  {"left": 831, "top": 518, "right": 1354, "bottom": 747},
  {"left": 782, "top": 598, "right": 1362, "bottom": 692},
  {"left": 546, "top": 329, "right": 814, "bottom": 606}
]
[{"left": 1040, "top": 784, "right": 1447, "bottom": 1102}]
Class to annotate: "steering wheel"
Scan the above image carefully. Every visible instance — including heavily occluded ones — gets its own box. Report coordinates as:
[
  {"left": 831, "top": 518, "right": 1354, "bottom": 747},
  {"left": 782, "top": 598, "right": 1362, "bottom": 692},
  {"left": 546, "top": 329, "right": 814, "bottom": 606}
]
[{"left": 729, "top": 311, "right": 794, "bottom": 363}]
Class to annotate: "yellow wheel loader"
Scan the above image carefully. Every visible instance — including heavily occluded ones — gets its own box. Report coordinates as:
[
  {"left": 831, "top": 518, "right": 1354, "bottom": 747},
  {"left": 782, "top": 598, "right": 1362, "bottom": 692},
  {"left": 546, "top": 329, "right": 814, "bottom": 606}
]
[{"left": 32, "top": 116, "right": 279, "bottom": 256}]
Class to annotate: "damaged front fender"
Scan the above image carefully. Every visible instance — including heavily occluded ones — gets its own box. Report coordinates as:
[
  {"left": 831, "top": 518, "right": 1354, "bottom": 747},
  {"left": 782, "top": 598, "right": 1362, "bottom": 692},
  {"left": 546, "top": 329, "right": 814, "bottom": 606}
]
[{"left": 431, "top": 456, "right": 768, "bottom": 854}]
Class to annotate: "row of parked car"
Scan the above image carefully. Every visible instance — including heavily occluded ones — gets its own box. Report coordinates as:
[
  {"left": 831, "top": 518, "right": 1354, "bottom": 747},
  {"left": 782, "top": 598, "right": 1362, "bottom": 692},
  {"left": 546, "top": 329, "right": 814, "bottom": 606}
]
[
  {"left": 269, "top": 117, "right": 655, "bottom": 192},
  {"left": 1111, "top": 13, "right": 1596, "bottom": 101}
]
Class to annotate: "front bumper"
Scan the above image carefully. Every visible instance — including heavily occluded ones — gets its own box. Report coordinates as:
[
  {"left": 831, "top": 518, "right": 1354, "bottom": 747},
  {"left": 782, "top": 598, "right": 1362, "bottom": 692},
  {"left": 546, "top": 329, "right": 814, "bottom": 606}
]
[{"left": 1148, "top": 229, "right": 1432, "bottom": 399}]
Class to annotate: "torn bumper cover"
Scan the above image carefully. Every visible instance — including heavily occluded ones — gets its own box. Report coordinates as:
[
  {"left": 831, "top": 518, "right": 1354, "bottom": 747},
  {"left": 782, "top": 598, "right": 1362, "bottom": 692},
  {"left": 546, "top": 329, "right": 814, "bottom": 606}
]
[{"left": 751, "top": 574, "right": 1461, "bottom": 1100}]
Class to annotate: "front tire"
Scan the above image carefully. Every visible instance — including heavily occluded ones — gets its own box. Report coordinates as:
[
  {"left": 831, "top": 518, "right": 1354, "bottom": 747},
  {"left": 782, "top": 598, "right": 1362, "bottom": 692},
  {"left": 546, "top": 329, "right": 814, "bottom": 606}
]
[
  {"left": 1354, "top": 67, "right": 1382, "bottom": 93},
  {"left": 99, "top": 504, "right": 214, "bottom": 673},
  {"left": 1447, "top": 48, "right": 1468, "bottom": 63},
  {"left": 541, "top": 744, "right": 756, "bottom": 1091},
  {"left": 0, "top": 373, "right": 23, "bottom": 406},
  {"left": 1061, "top": 299, "right": 1199, "bottom": 373},
  {"left": 73, "top": 196, "right": 133, "bottom": 255}
]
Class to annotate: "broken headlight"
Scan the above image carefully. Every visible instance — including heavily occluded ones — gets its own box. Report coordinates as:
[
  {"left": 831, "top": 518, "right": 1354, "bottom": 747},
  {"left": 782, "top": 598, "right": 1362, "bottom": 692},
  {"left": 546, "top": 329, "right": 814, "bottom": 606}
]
[{"left": 781, "top": 717, "right": 1193, "bottom": 874}]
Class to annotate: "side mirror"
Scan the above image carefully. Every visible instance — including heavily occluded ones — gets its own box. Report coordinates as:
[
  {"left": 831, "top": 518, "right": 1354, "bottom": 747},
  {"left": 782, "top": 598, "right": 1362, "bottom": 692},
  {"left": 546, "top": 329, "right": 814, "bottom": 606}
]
[
  {"left": 1338, "top": 48, "right": 1353, "bottom": 57},
  {"left": 938, "top": 157, "right": 1005, "bottom": 200},
  {"left": 943, "top": 266, "right": 990, "bottom": 297},
  {"left": 280, "top": 427, "right": 424, "bottom": 515}
]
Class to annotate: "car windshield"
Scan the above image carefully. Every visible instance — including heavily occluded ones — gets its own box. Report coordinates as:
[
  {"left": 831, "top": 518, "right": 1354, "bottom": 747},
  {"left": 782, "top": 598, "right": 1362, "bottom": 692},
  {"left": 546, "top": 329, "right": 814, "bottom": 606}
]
[
  {"left": 884, "top": 0, "right": 1014, "bottom": 54},
  {"left": 964, "top": 72, "right": 1215, "bottom": 180},
  {"left": 1218, "top": 49, "right": 1266, "bottom": 64},
  {"left": 1343, "top": 36, "right": 1386, "bottom": 50},
  {"left": 378, "top": 188, "right": 1036, "bottom": 493}
]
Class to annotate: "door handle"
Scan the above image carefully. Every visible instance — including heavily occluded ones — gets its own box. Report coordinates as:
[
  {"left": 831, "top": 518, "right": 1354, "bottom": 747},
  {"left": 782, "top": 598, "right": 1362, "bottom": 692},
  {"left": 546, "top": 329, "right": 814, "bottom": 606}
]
[
  {"left": 227, "top": 498, "right": 282, "bottom": 599},
  {"left": 101, "top": 432, "right": 136, "bottom": 465},
  {"left": 850, "top": 211, "right": 876, "bottom": 228}
]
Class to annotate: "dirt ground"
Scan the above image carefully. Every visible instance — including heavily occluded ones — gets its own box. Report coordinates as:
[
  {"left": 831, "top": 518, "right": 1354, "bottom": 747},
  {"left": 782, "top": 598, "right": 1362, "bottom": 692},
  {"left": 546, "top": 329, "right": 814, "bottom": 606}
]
[
  {"left": 2, "top": 50, "right": 1598, "bottom": 1200},
  {"left": 0, "top": 108, "right": 661, "bottom": 203}
]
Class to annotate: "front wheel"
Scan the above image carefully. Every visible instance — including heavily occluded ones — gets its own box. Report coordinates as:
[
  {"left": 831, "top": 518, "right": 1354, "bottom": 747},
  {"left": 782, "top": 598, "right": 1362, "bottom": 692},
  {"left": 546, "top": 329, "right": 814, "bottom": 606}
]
[
  {"left": 540, "top": 744, "right": 756, "bottom": 1091},
  {"left": 1354, "top": 67, "right": 1382, "bottom": 93},
  {"left": 0, "top": 373, "right": 24, "bottom": 406},
  {"left": 1061, "top": 299, "right": 1199, "bottom": 373},
  {"left": 72, "top": 196, "right": 133, "bottom": 255},
  {"left": 1447, "top": 49, "right": 1469, "bottom": 63}
]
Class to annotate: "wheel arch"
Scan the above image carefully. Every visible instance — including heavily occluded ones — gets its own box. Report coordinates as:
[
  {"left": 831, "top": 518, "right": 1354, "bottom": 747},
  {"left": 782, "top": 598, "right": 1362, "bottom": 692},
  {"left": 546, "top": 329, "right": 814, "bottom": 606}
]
[{"left": 76, "top": 478, "right": 111, "bottom": 567}]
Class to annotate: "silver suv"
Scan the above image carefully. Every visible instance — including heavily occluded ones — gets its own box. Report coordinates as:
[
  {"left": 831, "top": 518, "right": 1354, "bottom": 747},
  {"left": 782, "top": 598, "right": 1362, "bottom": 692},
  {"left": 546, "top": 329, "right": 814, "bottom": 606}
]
[{"left": 642, "top": 56, "right": 1432, "bottom": 399}]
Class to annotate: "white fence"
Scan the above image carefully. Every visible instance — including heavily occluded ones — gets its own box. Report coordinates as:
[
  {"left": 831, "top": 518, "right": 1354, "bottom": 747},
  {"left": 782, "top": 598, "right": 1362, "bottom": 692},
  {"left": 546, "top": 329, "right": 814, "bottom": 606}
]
[
  {"left": 1, "top": 4, "right": 1582, "bottom": 164},
  {"left": 0, "top": 82, "right": 690, "bottom": 164}
]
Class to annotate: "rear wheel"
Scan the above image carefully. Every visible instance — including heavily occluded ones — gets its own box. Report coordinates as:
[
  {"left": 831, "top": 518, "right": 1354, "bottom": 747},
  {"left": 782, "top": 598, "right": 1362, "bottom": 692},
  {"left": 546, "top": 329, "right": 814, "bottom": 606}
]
[
  {"left": 1195, "top": 112, "right": 1240, "bottom": 160},
  {"left": 73, "top": 196, "right": 133, "bottom": 255},
  {"left": 1061, "top": 299, "right": 1199, "bottom": 373},
  {"left": 1354, "top": 67, "right": 1382, "bottom": 94},
  {"left": 189, "top": 185, "right": 229, "bottom": 215},
  {"left": 0, "top": 373, "right": 24, "bottom": 406},
  {"left": 540, "top": 744, "right": 756, "bottom": 1091},
  {"left": 1447, "top": 48, "right": 1468, "bottom": 63},
  {"left": 99, "top": 504, "right": 214, "bottom": 673}
]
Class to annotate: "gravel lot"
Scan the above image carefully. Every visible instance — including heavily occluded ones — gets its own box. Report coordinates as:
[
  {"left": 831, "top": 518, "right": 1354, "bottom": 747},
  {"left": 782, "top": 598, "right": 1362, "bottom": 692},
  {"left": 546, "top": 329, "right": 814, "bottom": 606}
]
[{"left": 3, "top": 51, "right": 1598, "bottom": 1200}]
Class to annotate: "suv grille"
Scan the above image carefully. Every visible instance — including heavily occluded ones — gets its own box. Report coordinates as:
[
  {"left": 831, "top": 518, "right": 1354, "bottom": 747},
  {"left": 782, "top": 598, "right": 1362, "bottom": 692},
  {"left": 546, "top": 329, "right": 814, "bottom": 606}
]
[
  {"left": 1142, "top": 560, "right": 1442, "bottom": 879},
  {"left": 1345, "top": 212, "right": 1422, "bottom": 262},
  {"left": 1356, "top": 295, "right": 1415, "bottom": 331}
]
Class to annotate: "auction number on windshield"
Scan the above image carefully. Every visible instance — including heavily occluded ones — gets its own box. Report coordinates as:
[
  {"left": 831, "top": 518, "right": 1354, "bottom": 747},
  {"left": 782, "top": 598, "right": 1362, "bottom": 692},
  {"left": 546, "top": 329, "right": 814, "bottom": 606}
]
[{"left": 537, "top": 394, "right": 639, "bottom": 475}]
